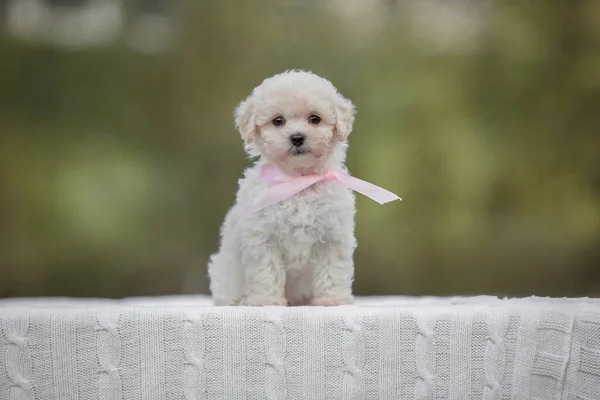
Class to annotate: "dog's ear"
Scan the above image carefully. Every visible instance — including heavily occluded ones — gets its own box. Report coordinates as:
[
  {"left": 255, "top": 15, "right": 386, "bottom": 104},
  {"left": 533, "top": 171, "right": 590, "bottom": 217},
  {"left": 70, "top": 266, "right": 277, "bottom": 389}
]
[
  {"left": 333, "top": 94, "right": 356, "bottom": 142},
  {"left": 234, "top": 97, "right": 257, "bottom": 143}
]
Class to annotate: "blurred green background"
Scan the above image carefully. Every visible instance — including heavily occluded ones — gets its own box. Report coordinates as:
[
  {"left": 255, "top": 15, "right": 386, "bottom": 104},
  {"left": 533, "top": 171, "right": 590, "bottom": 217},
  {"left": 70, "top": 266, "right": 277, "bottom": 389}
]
[{"left": 1, "top": 0, "right": 599, "bottom": 299}]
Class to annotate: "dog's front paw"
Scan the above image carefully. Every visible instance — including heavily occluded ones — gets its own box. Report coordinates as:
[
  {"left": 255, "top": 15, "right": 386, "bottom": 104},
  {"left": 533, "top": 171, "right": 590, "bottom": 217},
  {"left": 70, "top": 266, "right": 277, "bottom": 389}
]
[
  {"left": 242, "top": 296, "right": 288, "bottom": 307},
  {"left": 310, "top": 296, "right": 354, "bottom": 307},
  {"left": 287, "top": 299, "right": 308, "bottom": 307}
]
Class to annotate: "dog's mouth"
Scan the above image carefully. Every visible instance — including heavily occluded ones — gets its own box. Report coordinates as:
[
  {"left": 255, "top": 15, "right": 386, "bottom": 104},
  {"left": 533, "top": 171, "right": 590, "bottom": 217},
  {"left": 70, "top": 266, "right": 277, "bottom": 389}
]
[{"left": 289, "top": 147, "right": 309, "bottom": 156}]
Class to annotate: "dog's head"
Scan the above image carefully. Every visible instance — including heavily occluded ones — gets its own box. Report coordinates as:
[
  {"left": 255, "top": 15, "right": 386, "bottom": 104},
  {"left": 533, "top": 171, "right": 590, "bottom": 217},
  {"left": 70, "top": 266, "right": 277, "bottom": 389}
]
[{"left": 234, "top": 70, "right": 355, "bottom": 174}]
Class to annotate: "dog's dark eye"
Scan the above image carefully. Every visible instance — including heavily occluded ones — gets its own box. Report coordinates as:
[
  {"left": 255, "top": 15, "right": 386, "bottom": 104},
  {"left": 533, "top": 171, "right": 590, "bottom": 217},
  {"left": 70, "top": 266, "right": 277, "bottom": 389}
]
[
  {"left": 272, "top": 117, "right": 285, "bottom": 126},
  {"left": 309, "top": 115, "right": 321, "bottom": 124}
]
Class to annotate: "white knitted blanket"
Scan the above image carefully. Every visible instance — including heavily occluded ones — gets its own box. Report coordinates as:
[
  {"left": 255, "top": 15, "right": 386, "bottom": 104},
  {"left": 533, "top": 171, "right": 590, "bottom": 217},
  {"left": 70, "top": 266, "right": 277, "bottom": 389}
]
[{"left": 1, "top": 296, "right": 599, "bottom": 400}]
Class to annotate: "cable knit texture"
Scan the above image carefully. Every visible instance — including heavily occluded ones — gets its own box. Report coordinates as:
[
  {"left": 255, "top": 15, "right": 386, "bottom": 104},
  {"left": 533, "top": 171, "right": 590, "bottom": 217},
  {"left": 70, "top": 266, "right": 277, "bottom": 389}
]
[
  {"left": 341, "top": 310, "right": 364, "bottom": 399},
  {"left": 182, "top": 309, "right": 205, "bottom": 400},
  {"left": 415, "top": 314, "right": 435, "bottom": 400},
  {"left": 96, "top": 308, "right": 122, "bottom": 400},
  {"left": 1, "top": 308, "right": 34, "bottom": 400},
  {"left": 1, "top": 296, "right": 599, "bottom": 400},
  {"left": 483, "top": 310, "right": 507, "bottom": 400},
  {"left": 264, "top": 308, "right": 286, "bottom": 400}
]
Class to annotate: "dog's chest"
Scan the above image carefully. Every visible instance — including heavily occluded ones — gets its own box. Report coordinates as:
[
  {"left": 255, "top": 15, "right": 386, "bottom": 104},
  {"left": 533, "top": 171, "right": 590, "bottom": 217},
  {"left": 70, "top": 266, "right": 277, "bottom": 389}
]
[
  {"left": 276, "top": 210, "right": 328, "bottom": 264},
  {"left": 270, "top": 183, "right": 349, "bottom": 260}
]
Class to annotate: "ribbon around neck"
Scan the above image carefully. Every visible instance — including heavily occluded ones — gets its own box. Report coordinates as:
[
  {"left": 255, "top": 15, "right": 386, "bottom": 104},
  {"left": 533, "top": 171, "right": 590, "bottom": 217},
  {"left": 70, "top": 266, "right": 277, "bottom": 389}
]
[{"left": 250, "top": 163, "right": 401, "bottom": 212}]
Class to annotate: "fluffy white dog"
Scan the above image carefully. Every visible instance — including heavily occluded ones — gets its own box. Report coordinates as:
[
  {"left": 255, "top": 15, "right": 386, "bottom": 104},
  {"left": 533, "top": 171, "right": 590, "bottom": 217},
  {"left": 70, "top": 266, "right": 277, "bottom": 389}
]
[{"left": 208, "top": 70, "right": 397, "bottom": 306}]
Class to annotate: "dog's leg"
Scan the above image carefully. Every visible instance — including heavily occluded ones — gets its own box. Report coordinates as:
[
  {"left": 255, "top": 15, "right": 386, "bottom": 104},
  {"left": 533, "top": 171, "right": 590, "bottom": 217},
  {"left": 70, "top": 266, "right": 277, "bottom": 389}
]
[
  {"left": 285, "top": 268, "right": 313, "bottom": 306},
  {"left": 208, "top": 208, "right": 246, "bottom": 306},
  {"left": 310, "top": 241, "right": 355, "bottom": 306},
  {"left": 208, "top": 250, "right": 245, "bottom": 306},
  {"left": 241, "top": 243, "right": 287, "bottom": 306}
]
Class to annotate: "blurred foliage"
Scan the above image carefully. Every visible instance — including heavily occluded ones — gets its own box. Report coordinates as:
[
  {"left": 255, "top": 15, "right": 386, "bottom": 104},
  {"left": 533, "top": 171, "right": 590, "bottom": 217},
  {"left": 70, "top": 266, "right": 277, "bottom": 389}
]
[{"left": 0, "top": 0, "right": 599, "bottom": 298}]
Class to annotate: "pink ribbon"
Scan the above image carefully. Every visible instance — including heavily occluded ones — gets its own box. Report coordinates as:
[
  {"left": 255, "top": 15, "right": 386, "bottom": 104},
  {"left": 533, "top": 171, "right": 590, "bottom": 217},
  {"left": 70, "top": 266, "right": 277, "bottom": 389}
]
[{"left": 250, "top": 164, "right": 401, "bottom": 212}]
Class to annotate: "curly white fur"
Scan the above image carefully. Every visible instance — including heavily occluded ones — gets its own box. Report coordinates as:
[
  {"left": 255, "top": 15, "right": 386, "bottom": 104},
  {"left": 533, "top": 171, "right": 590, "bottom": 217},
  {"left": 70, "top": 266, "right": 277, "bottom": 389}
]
[{"left": 208, "top": 70, "right": 358, "bottom": 306}]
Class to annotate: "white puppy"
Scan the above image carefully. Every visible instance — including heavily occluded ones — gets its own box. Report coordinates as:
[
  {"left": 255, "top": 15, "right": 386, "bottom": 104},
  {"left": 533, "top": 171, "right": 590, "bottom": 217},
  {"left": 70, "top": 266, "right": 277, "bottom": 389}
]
[{"left": 208, "top": 70, "right": 363, "bottom": 307}]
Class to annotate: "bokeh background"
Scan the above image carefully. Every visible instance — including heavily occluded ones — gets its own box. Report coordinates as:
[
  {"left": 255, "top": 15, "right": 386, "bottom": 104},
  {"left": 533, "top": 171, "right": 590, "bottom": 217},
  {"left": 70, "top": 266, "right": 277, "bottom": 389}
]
[{"left": 1, "top": 0, "right": 599, "bottom": 299}]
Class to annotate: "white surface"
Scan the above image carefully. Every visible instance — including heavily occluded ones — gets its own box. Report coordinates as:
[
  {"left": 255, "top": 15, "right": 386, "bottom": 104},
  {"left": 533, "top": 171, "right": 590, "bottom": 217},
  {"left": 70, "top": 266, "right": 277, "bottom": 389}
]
[{"left": 1, "top": 295, "right": 599, "bottom": 399}]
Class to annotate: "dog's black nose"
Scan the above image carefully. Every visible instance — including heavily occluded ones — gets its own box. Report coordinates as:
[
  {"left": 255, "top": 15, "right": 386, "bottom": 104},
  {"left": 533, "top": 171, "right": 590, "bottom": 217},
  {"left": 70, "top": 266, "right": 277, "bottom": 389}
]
[{"left": 290, "top": 133, "right": 305, "bottom": 147}]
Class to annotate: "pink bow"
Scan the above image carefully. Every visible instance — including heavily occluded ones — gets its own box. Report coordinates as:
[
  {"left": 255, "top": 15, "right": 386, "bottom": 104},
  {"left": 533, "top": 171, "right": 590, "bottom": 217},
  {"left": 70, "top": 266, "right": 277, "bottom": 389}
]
[{"left": 250, "top": 164, "right": 401, "bottom": 212}]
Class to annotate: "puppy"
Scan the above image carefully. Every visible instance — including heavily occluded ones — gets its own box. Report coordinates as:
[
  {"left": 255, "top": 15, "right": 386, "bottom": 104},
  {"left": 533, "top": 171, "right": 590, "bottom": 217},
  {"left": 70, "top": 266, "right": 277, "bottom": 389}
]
[{"left": 208, "top": 70, "right": 397, "bottom": 306}]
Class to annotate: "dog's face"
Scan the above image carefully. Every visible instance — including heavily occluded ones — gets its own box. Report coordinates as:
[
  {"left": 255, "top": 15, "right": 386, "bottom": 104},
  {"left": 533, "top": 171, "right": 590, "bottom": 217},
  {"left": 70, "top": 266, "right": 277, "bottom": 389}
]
[
  {"left": 254, "top": 93, "right": 338, "bottom": 173},
  {"left": 234, "top": 71, "right": 355, "bottom": 174}
]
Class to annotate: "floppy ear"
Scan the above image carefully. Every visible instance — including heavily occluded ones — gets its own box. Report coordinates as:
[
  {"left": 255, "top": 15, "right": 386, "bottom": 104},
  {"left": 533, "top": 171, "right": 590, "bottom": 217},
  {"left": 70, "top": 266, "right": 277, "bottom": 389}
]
[
  {"left": 333, "top": 94, "right": 356, "bottom": 142},
  {"left": 234, "top": 97, "right": 257, "bottom": 143}
]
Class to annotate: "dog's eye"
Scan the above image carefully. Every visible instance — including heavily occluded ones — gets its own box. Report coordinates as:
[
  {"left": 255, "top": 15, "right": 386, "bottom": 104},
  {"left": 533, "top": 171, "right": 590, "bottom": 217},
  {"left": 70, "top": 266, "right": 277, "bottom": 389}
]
[
  {"left": 272, "top": 117, "right": 285, "bottom": 126},
  {"left": 309, "top": 115, "right": 321, "bottom": 124}
]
